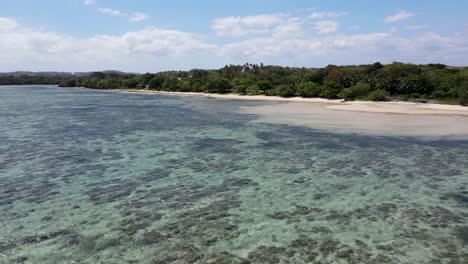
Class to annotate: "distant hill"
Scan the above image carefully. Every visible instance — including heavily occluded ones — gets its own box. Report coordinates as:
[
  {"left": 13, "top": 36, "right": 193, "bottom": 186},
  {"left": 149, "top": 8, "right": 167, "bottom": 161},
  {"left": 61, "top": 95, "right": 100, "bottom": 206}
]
[
  {"left": 0, "top": 70, "right": 137, "bottom": 77},
  {"left": 0, "top": 70, "right": 139, "bottom": 86}
]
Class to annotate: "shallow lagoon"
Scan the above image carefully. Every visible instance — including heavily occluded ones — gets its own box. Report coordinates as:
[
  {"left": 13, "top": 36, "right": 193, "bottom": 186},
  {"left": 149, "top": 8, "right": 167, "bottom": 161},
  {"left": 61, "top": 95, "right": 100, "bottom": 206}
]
[{"left": 0, "top": 85, "right": 467, "bottom": 263}]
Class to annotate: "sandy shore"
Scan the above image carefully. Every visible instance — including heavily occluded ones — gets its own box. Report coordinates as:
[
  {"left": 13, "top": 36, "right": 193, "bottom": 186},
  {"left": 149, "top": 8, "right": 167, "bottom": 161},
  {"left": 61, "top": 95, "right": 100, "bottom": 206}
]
[
  {"left": 120, "top": 89, "right": 468, "bottom": 116},
  {"left": 120, "top": 89, "right": 345, "bottom": 103},
  {"left": 326, "top": 101, "right": 468, "bottom": 116},
  {"left": 115, "top": 89, "right": 468, "bottom": 137},
  {"left": 240, "top": 102, "right": 468, "bottom": 137}
]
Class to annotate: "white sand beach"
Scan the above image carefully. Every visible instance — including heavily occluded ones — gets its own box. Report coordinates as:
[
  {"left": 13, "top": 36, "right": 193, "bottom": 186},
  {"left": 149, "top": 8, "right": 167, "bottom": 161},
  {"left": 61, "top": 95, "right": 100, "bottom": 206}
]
[
  {"left": 241, "top": 103, "right": 468, "bottom": 137},
  {"left": 121, "top": 89, "right": 468, "bottom": 115},
  {"left": 119, "top": 89, "right": 468, "bottom": 137}
]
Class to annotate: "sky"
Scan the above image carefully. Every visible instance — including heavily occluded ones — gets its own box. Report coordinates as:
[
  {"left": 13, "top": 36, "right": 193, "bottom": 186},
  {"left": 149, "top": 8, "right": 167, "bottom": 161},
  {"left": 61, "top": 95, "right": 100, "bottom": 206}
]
[{"left": 1, "top": 0, "right": 468, "bottom": 72}]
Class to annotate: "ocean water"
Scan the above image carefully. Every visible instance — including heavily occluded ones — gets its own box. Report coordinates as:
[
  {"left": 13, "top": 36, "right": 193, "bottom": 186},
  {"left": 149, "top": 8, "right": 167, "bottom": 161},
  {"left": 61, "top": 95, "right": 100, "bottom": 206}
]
[{"left": 0, "top": 85, "right": 467, "bottom": 264}]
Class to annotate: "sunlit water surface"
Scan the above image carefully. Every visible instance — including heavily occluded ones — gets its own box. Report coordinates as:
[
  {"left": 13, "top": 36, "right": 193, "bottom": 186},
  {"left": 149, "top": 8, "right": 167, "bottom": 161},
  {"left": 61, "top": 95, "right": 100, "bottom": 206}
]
[{"left": 1, "top": 85, "right": 467, "bottom": 264}]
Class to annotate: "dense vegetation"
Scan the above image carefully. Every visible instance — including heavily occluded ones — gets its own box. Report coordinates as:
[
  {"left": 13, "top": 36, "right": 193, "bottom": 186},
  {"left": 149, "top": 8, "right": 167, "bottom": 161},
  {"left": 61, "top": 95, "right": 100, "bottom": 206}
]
[
  {"left": 0, "top": 75, "right": 72, "bottom": 85},
  {"left": 2, "top": 63, "right": 468, "bottom": 105}
]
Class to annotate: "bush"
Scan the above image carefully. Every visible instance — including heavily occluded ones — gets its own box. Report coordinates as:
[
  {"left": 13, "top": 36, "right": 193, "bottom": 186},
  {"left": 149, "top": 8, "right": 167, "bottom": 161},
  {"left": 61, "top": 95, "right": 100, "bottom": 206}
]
[
  {"left": 257, "top": 80, "right": 273, "bottom": 93},
  {"left": 296, "top": 82, "right": 321, "bottom": 97},
  {"left": 125, "top": 79, "right": 138, "bottom": 88},
  {"left": 319, "top": 80, "right": 344, "bottom": 99},
  {"left": 245, "top": 85, "right": 263, "bottom": 95},
  {"left": 340, "top": 83, "right": 371, "bottom": 100},
  {"left": 233, "top": 85, "right": 248, "bottom": 95},
  {"left": 148, "top": 76, "right": 165, "bottom": 90},
  {"left": 276, "top": 85, "right": 296, "bottom": 97},
  {"left": 264, "top": 89, "right": 276, "bottom": 96},
  {"left": 459, "top": 89, "right": 468, "bottom": 106},
  {"left": 191, "top": 81, "right": 204, "bottom": 92},
  {"left": 178, "top": 81, "right": 192, "bottom": 92},
  {"left": 205, "top": 78, "right": 231, "bottom": 93},
  {"left": 162, "top": 78, "right": 179, "bottom": 91},
  {"left": 366, "top": 89, "right": 388, "bottom": 101},
  {"left": 59, "top": 79, "right": 76, "bottom": 87},
  {"left": 265, "top": 85, "right": 296, "bottom": 97}
]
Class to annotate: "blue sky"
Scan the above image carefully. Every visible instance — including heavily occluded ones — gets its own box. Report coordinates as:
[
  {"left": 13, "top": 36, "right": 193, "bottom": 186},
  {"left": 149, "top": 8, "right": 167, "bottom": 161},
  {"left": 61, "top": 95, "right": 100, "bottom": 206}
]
[{"left": 1, "top": 0, "right": 468, "bottom": 72}]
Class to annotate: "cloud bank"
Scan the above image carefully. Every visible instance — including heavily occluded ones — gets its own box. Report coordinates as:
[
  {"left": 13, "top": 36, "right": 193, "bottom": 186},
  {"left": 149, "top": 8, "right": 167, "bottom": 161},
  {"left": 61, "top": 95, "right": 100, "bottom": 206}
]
[{"left": 1, "top": 10, "right": 468, "bottom": 72}]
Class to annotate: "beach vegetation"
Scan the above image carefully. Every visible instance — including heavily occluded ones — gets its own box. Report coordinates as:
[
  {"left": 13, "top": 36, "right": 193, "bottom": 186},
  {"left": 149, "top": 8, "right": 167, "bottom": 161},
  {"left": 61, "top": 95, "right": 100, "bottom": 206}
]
[
  {"left": 2, "top": 62, "right": 467, "bottom": 105},
  {"left": 296, "top": 82, "right": 321, "bottom": 98},
  {"left": 366, "top": 89, "right": 389, "bottom": 101},
  {"left": 245, "top": 85, "right": 263, "bottom": 95},
  {"left": 340, "top": 83, "right": 372, "bottom": 100}
]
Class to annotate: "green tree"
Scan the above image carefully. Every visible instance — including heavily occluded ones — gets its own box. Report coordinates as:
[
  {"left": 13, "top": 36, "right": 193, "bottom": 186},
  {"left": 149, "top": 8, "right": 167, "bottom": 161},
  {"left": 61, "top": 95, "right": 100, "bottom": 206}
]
[
  {"left": 233, "top": 78, "right": 255, "bottom": 95},
  {"left": 124, "top": 78, "right": 139, "bottom": 88},
  {"left": 366, "top": 89, "right": 388, "bottom": 101},
  {"left": 459, "top": 89, "right": 468, "bottom": 106},
  {"left": 398, "top": 74, "right": 435, "bottom": 96},
  {"left": 149, "top": 76, "right": 165, "bottom": 90},
  {"left": 257, "top": 80, "right": 273, "bottom": 93},
  {"left": 373, "top": 63, "right": 421, "bottom": 94},
  {"left": 340, "top": 83, "right": 371, "bottom": 100},
  {"left": 205, "top": 78, "right": 232, "bottom": 94},
  {"left": 190, "top": 81, "right": 204, "bottom": 92},
  {"left": 274, "top": 85, "right": 296, "bottom": 97},
  {"left": 178, "top": 80, "right": 192, "bottom": 92},
  {"left": 90, "top": 72, "right": 106, "bottom": 79},
  {"left": 162, "top": 77, "right": 179, "bottom": 91},
  {"left": 245, "top": 85, "right": 263, "bottom": 95},
  {"left": 366, "top": 62, "right": 383, "bottom": 74},
  {"left": 59, "top": 79, "right": 76, "bottom": 87},
  {"left": 296, "top": 82, "right": 321, "bottom": 97},
  {"left": 319, "top": 80, "right": 344, "bottom": 99}
]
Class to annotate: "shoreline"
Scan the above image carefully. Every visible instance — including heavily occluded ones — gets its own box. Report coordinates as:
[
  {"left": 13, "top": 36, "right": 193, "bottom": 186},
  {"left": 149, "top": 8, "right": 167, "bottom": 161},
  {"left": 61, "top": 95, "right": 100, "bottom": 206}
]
[
  {"left": 117, "top": 89, "right": 468, "bottom": 116},
  {"left": 120, "top": 89, "right": 345, "bottom": 103}
]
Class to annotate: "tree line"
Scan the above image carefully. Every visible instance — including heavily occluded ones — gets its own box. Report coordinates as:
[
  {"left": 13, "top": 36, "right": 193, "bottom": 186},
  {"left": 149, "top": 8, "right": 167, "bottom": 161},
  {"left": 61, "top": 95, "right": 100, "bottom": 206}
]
[
  {"left": 0, "top": 75, "right": 72, "bottom": 85},
  {"left": 2, "top": 63, "right": 467, "bottom": 105}
]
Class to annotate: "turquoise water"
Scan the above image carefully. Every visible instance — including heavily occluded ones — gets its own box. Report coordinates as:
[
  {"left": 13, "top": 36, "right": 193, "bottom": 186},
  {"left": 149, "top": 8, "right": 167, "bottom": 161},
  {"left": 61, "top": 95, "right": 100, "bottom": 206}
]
[{"left": 0, "top": 85, "right": 467, "bottom": 264}]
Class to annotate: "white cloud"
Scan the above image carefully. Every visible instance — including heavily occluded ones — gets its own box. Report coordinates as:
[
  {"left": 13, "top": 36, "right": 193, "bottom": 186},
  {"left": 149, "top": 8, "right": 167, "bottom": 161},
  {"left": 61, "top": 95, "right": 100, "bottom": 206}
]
[
  {"left": 0, "top": 17, "right": 18, "bottom": 31},
  {"left": 83, "top": 0, "right": 95, "bottom": 6},
  {"left": 211, "top": 14, "right": 285, "bottom": 37},
  {"left": 272, "top": 18, "right": 303, "bottom": 39},
  {"left": 219, "top": 30, "right": 468, "bottom": 67},
  {"left": 98, "top": 8, "right": 125, "bottom": 17},
  {"left": 313, "top": 20, "right": 338, "bottom": 34},
  {"left": 129, "top": 12, "right": 149, "bottom": 22},
  {"left": 1, "top": 16, "right": 468, "bottom": 72},
  {"left": 240, "top": 14, "right": 284, "bottom": 27},
  {"left": 219, "top": 33, "right": 390, "bottom": 60},
  {"left": 97, "top": 8, "right": 149, "bottom": 23},
  {"left": 0, "top": 17, "right": 217, "bottom": 72},
  {"left": 212, "top": 12, "right": 349, "bottom": 37},
  {"left": 309, "top": 12, "right": 347, "bottom": 20},
  {"left": 385, "top": 10, "right": 415, "bottom": 23}
]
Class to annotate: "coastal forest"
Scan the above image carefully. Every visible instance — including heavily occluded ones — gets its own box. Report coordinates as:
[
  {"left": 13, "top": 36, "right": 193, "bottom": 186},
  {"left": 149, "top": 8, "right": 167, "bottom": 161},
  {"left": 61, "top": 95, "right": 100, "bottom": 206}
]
[{"left": 2, "top": 62, "right": 468, "bottom": 105}]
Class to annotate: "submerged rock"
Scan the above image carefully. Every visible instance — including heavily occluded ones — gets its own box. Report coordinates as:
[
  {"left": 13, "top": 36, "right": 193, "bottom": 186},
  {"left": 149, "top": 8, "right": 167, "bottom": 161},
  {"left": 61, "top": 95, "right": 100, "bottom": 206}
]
[
  {"left": 247, "top": 246, "right": 285, "bottom": 263},
  {"left": 453, "top": 226, "right": 468, "bottom": 245},
  {"left": 86, "top": 180, "right": 138, "bottom": 204},
  {"left": 441, "top": 192, "right": 468, "bottom": 207},
  {"left": 319, "top": 239, "right": 340, "bottom": 256},
  {"left": 19, "top": 229, "right": 72, "bottom": 245},
  {"left": 190, "top": 138, "right": 244, "bottom": 154},
  {"left": 203, "top": 252, "right": 250, "bottom": 264},
  {"left": 138, "top": 169, "right": 171, "bottom": 182},
  {"left": 139, "top": 230, "right": 170, "bottom": 245},
  {"left": 223, "top": 178, "right": 258, "bottom": 188}
]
